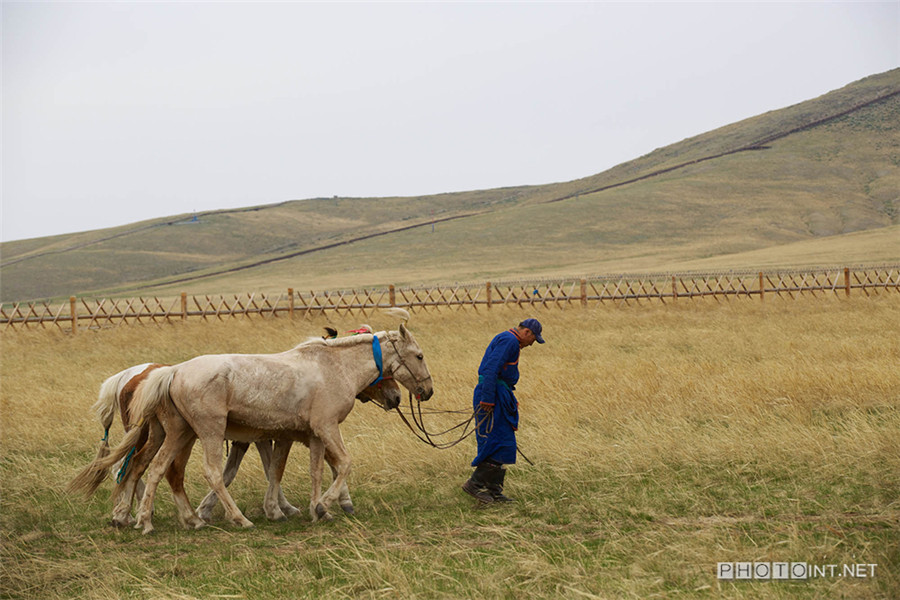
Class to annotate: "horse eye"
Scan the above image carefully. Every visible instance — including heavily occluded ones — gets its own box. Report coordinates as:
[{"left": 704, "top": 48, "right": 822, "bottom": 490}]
[{"left": 417, "top": 353, "right": 424, "bottom": 360}]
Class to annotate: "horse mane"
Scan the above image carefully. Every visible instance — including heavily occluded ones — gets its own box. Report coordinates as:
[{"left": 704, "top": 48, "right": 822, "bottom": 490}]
[
  {"left": 308, "top": 310, "right": 408, "bottom": 349},
  {"left": 294, "top": 338, "right": 328, "bottom": 348},
  {"left": 292, "top": 326, "right": 394, "bottom": 350},
  {"left": 319, "top": 330, "right": 393, "bottom": 348}
]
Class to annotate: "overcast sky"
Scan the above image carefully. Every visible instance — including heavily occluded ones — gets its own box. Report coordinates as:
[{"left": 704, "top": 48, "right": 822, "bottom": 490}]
[{"left": 2, "top": 1, "right": 897, "bottom": 242}]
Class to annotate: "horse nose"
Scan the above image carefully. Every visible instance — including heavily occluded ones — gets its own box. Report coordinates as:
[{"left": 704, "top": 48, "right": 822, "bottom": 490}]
[{"left": 416, "top": 386, "right": 433, "bottom": 401}]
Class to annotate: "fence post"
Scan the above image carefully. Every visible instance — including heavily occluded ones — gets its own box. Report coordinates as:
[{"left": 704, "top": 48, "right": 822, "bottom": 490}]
[
  {"left": 181, "top": 293, "right": 187, "bottom": 321},
  {"left": 672, "top": 276, "right": 678, "bottom": 301},
  {"left": 580, "top": 279, "right": 587, "bottom": 307},
  {"left": 759, "top": 272, "right": 765, "bottom": 303},
  {"left": 389, "top": 284, "right": 396, "bottom": 307},
  {"left": 288, "top": 288, "right": 294, "bottom": 319},
  {"left": 844, "top": 267, "right": 851, "bottom": 297},
  {"left": 70, "top": 296, "right": 77, "bottom": 334},
  {"left": 486, "top": 282, "right": 492, "bottom": 310}
]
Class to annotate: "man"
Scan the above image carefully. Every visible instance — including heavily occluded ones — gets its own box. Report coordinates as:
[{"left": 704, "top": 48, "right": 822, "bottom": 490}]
[{"left": 462, "top": 318, "right": 544, "bottom": 504}]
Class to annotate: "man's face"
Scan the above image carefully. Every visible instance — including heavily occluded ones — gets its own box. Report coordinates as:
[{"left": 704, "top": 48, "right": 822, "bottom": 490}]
[{"left": 519, "top": 328, "right": 537, "bottom": 348}]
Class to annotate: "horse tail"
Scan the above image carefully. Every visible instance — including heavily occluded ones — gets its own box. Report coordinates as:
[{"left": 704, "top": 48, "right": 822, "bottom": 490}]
[
  {"left": 94, "top": 370, "right": 127, "bottom": 436},
  {"left": 67, "top": 367, "right": 175, "bottom": 497},
  {"left": 67, "top": 422, "right": 146, "bottom": 497},
  {"left": 127, "top": 366, "right": 175, "bottom": 427},
  {"left": 87, "top": 372, "right": 123, "bottom": 471},
  {"left": 82, "top": 364, "right": 158, "bottom": 483},
  {"left": 77, "top": 367, "right": 141, "bottom": 491}
]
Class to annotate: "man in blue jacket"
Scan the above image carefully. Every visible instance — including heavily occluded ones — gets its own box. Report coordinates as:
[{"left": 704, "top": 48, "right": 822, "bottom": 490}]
[{"left": 462, "top": 318, "right": 544, "bottom": 504}]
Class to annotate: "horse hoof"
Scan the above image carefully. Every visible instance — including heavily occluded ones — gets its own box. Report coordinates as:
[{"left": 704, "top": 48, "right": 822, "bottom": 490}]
[
  {"left": 314, "top": 504, "right": 333, "bottom": 522},
  {"left": 340, "top": 503, "right": 355, "bottom": 515},
  {"left": 196, "top": 505, "right": 213, "bottom": 521},
  {"left": 110, "top": 518, "right": 130, "bottom": 529}
]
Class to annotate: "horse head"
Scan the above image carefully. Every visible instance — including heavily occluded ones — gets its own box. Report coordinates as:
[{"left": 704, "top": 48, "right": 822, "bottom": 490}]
[
  {"left": 356, "top": 377, "right": 402, "bottom": 410},
  {"left": 385, "top": 323, "right": 434, "bottom": 401},
  {"left": 324, "top": 324, "right": 404, "bottom": 409}
]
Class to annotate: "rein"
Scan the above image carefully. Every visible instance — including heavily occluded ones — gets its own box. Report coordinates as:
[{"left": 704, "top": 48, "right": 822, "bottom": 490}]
[
  {"left": 393, "top": 391, "right": 482, "bottom": 450},
  {"left": 389, "top": 392, "right": 535, "bottom": 464},
  {"left": 370, "top": 334, "right": 477, "bottom": 449},
  {"left": 369, "top": 330, "right": 536, "bottom": 464}
]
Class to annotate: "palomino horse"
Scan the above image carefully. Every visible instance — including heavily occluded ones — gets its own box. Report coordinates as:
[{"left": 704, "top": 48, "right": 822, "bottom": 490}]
[
  {"left": 195, "top": 326, "right": 405, "bottom": 522},
  {"left": 72, "top": 322, "right": 432, "bottom": 533},
  {"left": 195, "top": 378, "right": 403, "bottom": 521},
  {"left": 72, "top": 329, "right": 402, "bottom": 526}
]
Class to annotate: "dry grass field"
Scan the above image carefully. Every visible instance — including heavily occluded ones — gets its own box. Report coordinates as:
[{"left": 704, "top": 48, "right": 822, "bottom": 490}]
[{"left": 1, "top": 296, "right": 898, "bottom": 599}]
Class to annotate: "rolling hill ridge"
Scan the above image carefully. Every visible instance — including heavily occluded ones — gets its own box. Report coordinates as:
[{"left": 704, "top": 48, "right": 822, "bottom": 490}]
[{"left": 2, "top": 69, "right": 898, "bottom": 302}]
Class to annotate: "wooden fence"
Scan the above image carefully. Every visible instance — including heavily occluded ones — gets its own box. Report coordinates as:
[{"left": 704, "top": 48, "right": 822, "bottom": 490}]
[{"left": 2, "top": 266, "right": 898, "bottom": 333}]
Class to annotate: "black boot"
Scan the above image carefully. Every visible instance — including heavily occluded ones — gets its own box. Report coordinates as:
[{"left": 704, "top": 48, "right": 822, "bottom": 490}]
[
  {"left": 461, "top": 463, "right": 494, "bottom": 504},
  {"left": 485, "top": 463, "right": 515, "bottom": 503}
]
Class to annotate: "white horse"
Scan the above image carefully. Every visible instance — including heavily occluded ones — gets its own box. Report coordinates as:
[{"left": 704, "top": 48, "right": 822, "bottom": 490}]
[
  {"left": 195, "top": 325, "right": 405, "bottom": 521},
  {"left": 195, "top": 381, "right": 403, "bottom": 521},
  {"left": 71, "top": 329, "right": 402, "bottom": 526},
  {"left": 72, "top": 322, "right": 432, "bottom": 533}
]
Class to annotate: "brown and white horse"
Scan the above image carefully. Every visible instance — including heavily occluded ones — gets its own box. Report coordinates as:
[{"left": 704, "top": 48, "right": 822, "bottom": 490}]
[{"left": 72, "top": 323, "right": 432, "bottom": 533}]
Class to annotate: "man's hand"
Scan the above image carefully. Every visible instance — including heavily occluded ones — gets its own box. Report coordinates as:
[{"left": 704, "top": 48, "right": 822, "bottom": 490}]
[{"left": 479, "top": 402, "right": 494, "bottom": 413}]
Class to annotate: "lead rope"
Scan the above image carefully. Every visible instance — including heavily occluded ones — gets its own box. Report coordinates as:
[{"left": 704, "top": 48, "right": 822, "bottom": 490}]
[
  {"left": 379, "top": 333, "right": 534, "bottom": 463},
  {"left": 389, "top": 391, "right": 482, "bottom": 450},
  {"left": 391, "top": 392, "right": 534, "bottom": 464}
]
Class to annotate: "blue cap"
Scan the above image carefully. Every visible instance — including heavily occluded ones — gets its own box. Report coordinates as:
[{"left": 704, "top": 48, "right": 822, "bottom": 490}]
[{"left": 519, "top": 318, "right": 545, "bottom": 344}]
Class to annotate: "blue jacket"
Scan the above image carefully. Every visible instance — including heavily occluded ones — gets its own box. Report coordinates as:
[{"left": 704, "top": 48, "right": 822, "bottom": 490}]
[{"left": 472, "top": 329, "right": 522, "bottom": 466}]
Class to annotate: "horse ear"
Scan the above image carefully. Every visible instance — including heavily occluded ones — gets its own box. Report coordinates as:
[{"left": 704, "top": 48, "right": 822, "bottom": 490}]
[
  {"left": 399, "top": 322, "right": 408, "bottom": 339},
  {"left": 384, "top": 307, "right": 410, "bottom": 322}
]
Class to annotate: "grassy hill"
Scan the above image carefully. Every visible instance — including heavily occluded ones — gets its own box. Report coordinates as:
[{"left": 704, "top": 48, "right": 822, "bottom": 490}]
[{"left": 2, "top": 69, "right": 898, "bottom": 302}]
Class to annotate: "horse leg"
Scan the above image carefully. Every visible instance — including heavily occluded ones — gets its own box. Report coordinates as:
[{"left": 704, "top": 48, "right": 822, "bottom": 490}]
[
  {"left": 198, "top": 436, "right": 254, "bottom": 529},
  {"left": 164, "top": 439, "right": 206, "bottom": 530},
  {"left": 255, "top": 440, "right": 275, "bottom": 515},
  {"left": 264, "top": 441, "right": 301, "bottom": 518},
  {"left": 110, "top": 420, "right": 162, "bottom": 528},
  {"left": 261, "top": 441, "right": 292, "bottom": 520},
  {"left": 278, "top": 442, "right": 300, "bottom": 517},
  {"left": 314, "top": 425, "right": 351, "bottom": 520},
  {"left": 134, "top": 425, "right": 195, "bottom": 535},
  {"left": 197, "top": 441, "right": 250, "bottom": 522},
  {"left": 323, "top": 447, "right": 354, "bottom": 515},
  {"left": 134, "top": 478, "right": 146, "bottom": 506},
  {"left": 110, "top": 458, "right": 140, "bottom": 527},
  {"left": 253, "top": 440, "right": 299, "bottom": 518},
  {"left": 308, "top": 436, "right": 330, "bottom": 522}
]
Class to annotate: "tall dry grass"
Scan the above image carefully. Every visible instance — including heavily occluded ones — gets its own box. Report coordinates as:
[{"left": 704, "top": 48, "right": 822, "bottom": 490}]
[{"left": 1, "top": 296, "right": 898, "bottom": 599}]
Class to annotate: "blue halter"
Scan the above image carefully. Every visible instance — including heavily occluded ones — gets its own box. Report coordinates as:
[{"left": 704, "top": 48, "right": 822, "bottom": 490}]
[{"left": 371, "top": 335, "right": 384, "bottom": 384}]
